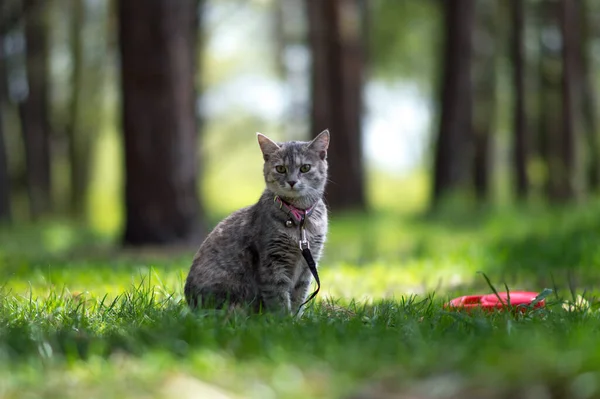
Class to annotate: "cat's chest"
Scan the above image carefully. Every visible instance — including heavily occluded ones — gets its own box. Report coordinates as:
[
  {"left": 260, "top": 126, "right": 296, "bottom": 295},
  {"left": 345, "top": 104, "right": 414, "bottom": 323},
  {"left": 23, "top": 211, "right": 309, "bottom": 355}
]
[{"left": 277, "top": 217, "right": 325, "bottom": 249}]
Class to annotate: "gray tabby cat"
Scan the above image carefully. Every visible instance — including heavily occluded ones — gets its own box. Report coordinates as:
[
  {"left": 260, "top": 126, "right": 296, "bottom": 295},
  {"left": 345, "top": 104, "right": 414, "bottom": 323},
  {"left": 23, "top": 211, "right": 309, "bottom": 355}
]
[{"left": 184, "top": 129, "right": 330, "bottom": 315}]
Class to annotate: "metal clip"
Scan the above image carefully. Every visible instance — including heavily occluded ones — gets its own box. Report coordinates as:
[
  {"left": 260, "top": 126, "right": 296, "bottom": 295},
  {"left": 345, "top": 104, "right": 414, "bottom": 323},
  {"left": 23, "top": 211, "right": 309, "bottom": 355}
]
[
  {"left": 273, "top": 195, "right": 283, "bottom": 209},
  {"left": 299, "top": 226, "right": 310, "bottom": 250}
]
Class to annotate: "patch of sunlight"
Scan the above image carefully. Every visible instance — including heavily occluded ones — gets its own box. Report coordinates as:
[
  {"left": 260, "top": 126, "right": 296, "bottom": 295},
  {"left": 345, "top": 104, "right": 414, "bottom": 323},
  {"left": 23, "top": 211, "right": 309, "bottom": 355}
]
[
  {"left": 43, "top": 224, "right": 77, "bottom": 254},
  {"left": 202, "top": 134, "right": 264, "bottom": 217},
  {"left": 368, "top": 168, "right": 429, "bottom": 214},
  {"left": 320, "top": 259, "right": 478, "bottom": 302},
  {"left": 88, "top": 126, "right": 123, "bottom": 237},
  {"left": 5, "top": 267, "right": 186, "bottom": 299}
]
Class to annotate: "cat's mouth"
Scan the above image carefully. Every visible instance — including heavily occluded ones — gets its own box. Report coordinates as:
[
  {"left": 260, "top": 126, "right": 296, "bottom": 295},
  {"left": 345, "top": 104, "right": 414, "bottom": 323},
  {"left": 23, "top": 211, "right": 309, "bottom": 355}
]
[{"left": 282, "top": 186, "right": 302, "bottom": 196}]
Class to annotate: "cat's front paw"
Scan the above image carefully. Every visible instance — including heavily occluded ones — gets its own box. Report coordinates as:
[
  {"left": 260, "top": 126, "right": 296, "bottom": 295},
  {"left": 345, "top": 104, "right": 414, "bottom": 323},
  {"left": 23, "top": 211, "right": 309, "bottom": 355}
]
[{"left": 260, "top": 291, "right": 292, "bottom": 315}]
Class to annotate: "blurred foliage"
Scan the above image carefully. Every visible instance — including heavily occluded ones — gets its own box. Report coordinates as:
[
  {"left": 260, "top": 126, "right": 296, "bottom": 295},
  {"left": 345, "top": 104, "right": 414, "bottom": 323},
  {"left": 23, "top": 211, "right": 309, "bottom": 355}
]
[{"left": 369, "top": 0, "right": 441, "bottom": 88}]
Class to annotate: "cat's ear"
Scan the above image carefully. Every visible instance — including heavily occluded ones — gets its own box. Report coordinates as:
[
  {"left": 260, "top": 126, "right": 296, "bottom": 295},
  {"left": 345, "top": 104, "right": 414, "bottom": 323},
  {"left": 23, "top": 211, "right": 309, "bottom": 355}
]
[
  {"left": 256, "top": 133, "right": 280, "bottom": 161},
  {"left": 308, "top": 129, "right": 330, "bottom": 160}
]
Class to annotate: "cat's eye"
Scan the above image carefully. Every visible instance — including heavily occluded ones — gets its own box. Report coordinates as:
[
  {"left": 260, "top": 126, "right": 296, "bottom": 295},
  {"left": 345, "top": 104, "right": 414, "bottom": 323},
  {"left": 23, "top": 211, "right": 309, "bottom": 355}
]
[
  {"left": 275, "top": 165, "right": 286, "bottom": 174},
  {"left": 300, "top": 164, "right": 311, "bottom": 173}
]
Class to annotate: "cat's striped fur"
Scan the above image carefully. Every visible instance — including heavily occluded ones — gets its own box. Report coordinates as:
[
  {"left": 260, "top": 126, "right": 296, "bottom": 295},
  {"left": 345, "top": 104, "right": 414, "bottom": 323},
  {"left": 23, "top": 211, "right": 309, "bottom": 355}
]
[{"left": 184, "top": 130, "right": 330, "bottom": 314}]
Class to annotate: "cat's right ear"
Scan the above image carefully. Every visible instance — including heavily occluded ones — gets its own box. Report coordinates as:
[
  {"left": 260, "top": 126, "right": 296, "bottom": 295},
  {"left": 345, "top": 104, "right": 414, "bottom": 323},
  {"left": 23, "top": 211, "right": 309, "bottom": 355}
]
[{"left": 256, "top": 133, "right": 280, "bottom": 161}]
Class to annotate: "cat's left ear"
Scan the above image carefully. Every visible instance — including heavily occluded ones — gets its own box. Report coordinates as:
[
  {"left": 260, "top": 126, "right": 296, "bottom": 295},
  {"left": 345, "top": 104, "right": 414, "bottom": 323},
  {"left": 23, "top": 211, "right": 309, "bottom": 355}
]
[
  {"left": 308, "top": 129, "right": 330, "bottom": 160},
  {"left": 257, "top": 133, "right": 280, "bottom": 161}
]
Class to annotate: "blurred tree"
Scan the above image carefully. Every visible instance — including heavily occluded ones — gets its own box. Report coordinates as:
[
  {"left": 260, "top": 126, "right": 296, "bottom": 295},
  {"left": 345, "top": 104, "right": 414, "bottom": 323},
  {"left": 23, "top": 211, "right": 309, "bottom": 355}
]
[
  {"left": 559, "top": 0, "right": 579, "bottom": 200},
  {"left": 0, "top": 0, "right": 37, "bottom": 36},
  {"left": 511, "top": 0, "right": 529, "bottom": 199},
  {"left": 472, "top": 0, "right": 497, "bottom": 200},
  {"left": 307, "top": 0, "right": 366, "bottom": 211},
  {"left": 0, "top": 27, "right": 10, "bottom": 223},
  {"left": 432, "top": 0, "right": 474, "bottom": 205},
  {"left": 20, "top": 0, "right": 52, "bottom": 218},
  {"left": 537, "top": 0, "right": 563, "bottom": 200},
  {"left": 118, "top": 0, "right": 204, "bottom": 245},
  {"left": 579, "top": 0, "right": 599, "bottom": 191},
  {"left": 65, "top": 0, "right": 84, "bottom": 217},
  {"left": 0, "top": 120, "right": 7, "bottom": 223},
  {"left": 64, "top": 0, "right": 105, "bottom": 218},
  {"left": 536, "top": 0, "right": 581, "bottom": 202},
  {"left": 369, "top": 0, "right": 440, "bottom": 87},
  {"left": 272, "top": 0, "right": 308, "bottom": 140}
]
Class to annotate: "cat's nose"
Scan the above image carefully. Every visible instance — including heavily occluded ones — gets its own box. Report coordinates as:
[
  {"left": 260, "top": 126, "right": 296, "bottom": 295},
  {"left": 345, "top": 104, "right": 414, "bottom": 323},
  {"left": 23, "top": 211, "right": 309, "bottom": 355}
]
[{"left": 288, "top": 180, "right": 297, "bottom": 188}]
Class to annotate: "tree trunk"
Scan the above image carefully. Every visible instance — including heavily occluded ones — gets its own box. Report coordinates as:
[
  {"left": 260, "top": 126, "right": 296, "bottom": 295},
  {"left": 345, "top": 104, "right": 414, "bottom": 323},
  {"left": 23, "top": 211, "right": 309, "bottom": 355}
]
[
  {"left": 273, "top": 0, "right": 309, "bottom": 140},
  {"left": 510, "top": 0, "right": 529, "bottom": 199},
  {"left": 0, "top": 109, "right": 8, "bottom": 223},
  {"left": 118, "top": 0, "right": 204, "bottom": 246},
  {"left": 432, "top": 0, "right": 475, "bottom": 204},
  {"left": 66, "top": 0, "right": 85, "bottom": 217},
  {"left": 307, "top": 0, "right": 366, "bottom": 211},
  {"left": 0, "top": 58, "right": 9, "bottom": 223},
  {"left": 472, "top": 0, "right": 497, "bottom": 201},
  {"left": 20, "top": 0, "right": 52, "bottom": 219},
  {"left": 559, "top": 0, "right": 579, "bottom": 200},
  {"left": 580, "top": 0, "right": 600, "bottom": 191},
  {"left": 0, "top": 15, "right": 10, "bottom": 222},
  {"left": 537, "top": 0, "right": 564, "bottom": 200},
  {"left": 0, "top": 0, "right": 40, "bottom": 36},
  {"left": 273, "top": 0, "right": 286, "bottom": 79}
]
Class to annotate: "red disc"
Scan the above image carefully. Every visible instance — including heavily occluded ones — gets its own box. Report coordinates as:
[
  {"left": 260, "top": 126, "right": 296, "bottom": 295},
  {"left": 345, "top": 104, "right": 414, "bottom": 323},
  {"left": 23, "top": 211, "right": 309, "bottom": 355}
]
[{"left": 444, "top": 291, "right": 544, "bottom": 312}]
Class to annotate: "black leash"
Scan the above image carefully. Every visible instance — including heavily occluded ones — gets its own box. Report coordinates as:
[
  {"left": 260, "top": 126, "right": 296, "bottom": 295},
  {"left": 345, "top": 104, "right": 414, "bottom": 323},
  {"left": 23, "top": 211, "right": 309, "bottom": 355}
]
[
  {"left": 273, "top": 197, "right": 321, "bottom": 314},
  {"left": 296, "top": 217, "right": 321, "bottom": 313}
]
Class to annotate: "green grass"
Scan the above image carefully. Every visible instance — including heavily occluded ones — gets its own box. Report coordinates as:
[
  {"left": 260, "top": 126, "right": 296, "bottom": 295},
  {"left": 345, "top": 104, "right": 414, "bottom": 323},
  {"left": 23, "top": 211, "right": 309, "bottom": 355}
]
[
  {"left": 3, "top": 190, "right": 600, "bottom": 398},
  {"left": 0, "top": 281, "right": 599, "bottom": 399}
]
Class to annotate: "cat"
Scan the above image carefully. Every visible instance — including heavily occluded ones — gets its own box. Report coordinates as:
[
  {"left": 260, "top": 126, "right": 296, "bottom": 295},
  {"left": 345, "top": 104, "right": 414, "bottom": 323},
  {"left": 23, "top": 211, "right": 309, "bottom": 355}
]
[{"left": 184, "top": 129, "right": 330, "bottom": 315}]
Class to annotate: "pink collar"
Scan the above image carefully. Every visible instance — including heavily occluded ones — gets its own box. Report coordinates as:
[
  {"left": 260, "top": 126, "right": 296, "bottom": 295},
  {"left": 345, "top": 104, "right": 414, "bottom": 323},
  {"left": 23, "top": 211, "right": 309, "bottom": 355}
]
[{"left": 273, "top": 195, "right": 315, "bottom": 226}]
